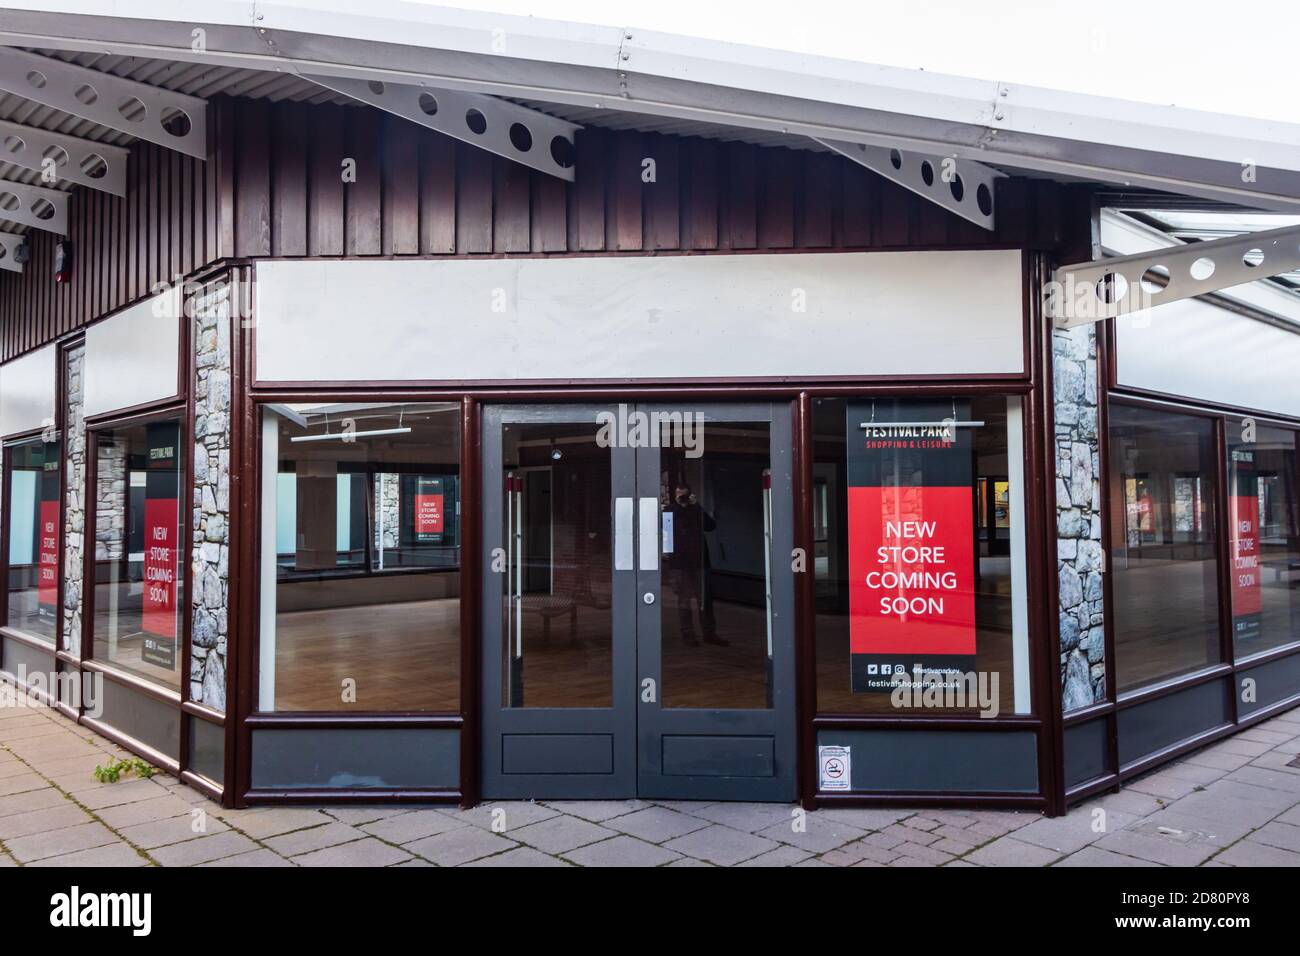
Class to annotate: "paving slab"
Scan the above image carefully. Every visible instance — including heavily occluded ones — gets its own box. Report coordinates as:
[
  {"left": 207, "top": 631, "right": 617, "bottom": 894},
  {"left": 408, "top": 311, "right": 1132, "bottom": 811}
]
[
  {"left": 464, "top": 846, "right": 573, "bottom": 867},
  {"left": 541, "top": 799, "right": 648, "bottom": 822},
  {"left": 1094, "top": 828, "right": 1222, "bottom": 867},
  {"left": 119, "top": 813, "right": 230, "bottom": 849},
  {"left": 405, "top": 826, "right": 519, "bottom": 866},
  {"left": 735, "top": 844, "right": 814, "bottom": 867},
  {"left": 265, "top": 822, "right": 368, "bottom": 856},
  {"left": 685, "top": 802, "right": 800, "bottom": 832},
  {"left": 1054, "top": 846, "right": 1162, "bottom": 867},
  {"left": 0, "top": 786, "right": 67, "bottom": 818},
  {"left": 1247, "top": 820, "right": 1300, "bottom": 853},
  {"left": 605, "top": 806, "right": 711, "bottom": 843},
  {"left": 0, "top": 803, "right": 92, "bottom": 840},
  {"left": 510, "top": 814, "right": 616, "bottom": 853},
  {"left": 361, "top": 809, "right": 468, "bottom": 843},
  {"left": 661, "top": 824, "right": 781, "bottom": 865},
  {"left": 563, "top": 835, "right": 681, "bottom": 867},
  {"left": 964, "top": 837, "right": 1062, "bottom": 867},
  {"left": 756, "top": 815, "right": 868, "bottom": 853},
  {"left": 97, "top": 794, "right": 199, "bottom": 829},
  {"left": 216, "top": 807, "right": 336, "bottom": 839},
  {"left": 148, "top": 831, "right": 260, "bottom": 866},
  {"left": 7, "top": 821, "right": 118, "bottom": 863},
  {"left": 1211, "top": 840, "right": 1300, "bottom": 866},
  {"left": 199, "top": 849, "right": 296, "bottom": 867},
  {"left": 438, "top": 801, "right": 560, "bottom": 832},
  {"left": 293, "top": 838, "right": 413, "bottom": 867},
  {"left": 27, "top": 841, "right": 150, "bottom": 867}
]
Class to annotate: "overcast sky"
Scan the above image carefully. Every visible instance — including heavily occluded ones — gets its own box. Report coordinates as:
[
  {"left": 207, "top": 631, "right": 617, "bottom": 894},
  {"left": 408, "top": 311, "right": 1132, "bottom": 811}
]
[{"left": 411, "top": 0, "right": 1292, "bottom": 123}]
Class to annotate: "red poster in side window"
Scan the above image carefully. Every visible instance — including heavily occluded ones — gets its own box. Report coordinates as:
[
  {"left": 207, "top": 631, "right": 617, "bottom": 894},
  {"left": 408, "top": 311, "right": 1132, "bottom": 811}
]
[
  {"left": 37, "top": 499, "right": 59, "bottom": 610},
  {"left": 1229, "top": 449, "right": 1262, "bottom": 642},
  {"left": 846, "top": 401, "right": 978, "bottom": 693},
  {"left": 142, "top": 497, "right": 178, "bottom": 640},
  {"left": 416, "top": 493, "right": 444, "bottom": 535}
]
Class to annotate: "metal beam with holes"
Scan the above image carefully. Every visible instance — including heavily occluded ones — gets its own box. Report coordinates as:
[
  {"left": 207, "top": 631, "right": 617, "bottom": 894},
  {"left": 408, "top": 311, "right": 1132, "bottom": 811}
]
[
  {"left": 0, "top": 179, "right": 68, "bottom": 233},
  {"left": 0, "top": 118, "right": 128, "bottom": 195},
  {"left": 815, "top": 138, "right": 1004, "bottom": 230},
  {"left": 304, "top": 75, "right": 580, "bottom": 181},
  {"left": 0, "top": 232, "right": 25, "bottom": 273},
  {"left": 1050, "top": 224, "right": 1300, "bottom": 328},
  {"left": 0, "top": 48, "right": 206, "bottom": 160}
]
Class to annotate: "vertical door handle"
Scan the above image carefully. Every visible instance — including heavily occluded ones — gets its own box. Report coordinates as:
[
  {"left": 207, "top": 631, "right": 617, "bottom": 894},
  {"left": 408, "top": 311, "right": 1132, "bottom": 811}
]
[
  {"left": 639, "top": 497, "right": 659, "bottom": 571},
  {"left": 614, "top": 497, "right": 634, "bottom": 570}
]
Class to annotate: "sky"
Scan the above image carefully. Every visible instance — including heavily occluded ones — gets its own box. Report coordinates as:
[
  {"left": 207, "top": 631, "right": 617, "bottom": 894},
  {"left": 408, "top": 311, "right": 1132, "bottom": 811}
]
[{"left": 409, "top": 0, "right": 1295, "bottom": 123}]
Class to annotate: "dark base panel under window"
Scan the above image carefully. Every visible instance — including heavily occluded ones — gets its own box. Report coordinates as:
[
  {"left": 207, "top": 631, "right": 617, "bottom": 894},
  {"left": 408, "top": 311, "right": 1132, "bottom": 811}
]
[
  {"left": 250, "top": 728, "right": 459, "bottom": 790},
  {"left": 1237, "top": 653, "right": 1300, "bottom": 718},
  {"left": 815, "top": 729, "right": 1038, "bottom": 793},
  {"left": 93, "top": 678, "right": 181, "bottom": 762},
  {"left": 1063, "top": 716, "right": 1112, "bottom": 789},
  {"left": 1117, "top": 678, "right": 1231, "bottom": 769},
  {"left": 0, "top": 636, "right": 56, "bottom": 698},
  {"left": 188, "top": 716, "right": 225, "bottom": 784}
]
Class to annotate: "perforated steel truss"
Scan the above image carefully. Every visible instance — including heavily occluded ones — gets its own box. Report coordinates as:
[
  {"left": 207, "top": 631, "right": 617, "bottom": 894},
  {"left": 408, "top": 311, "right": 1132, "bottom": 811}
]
[
  {"left": 1051, "top": 224, "right": 1300, "bottom": 327},
  {"left": 815, "top": 138, "right": 1004, "bottom": 230},
  {"left": 305, "top": 74, "right": 580, "bottom": 181},
  {"left": 0, "top": 47, "right": 206, "bottom": 160},
  {"left": 0, "top": 118, "right": 128, "bottom": 195}
]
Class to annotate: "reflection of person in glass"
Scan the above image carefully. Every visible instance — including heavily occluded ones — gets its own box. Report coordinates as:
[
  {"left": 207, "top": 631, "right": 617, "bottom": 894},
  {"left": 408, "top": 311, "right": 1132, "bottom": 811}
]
[{"left": 665, "top": 482, "right": 727, "bottom": 647}]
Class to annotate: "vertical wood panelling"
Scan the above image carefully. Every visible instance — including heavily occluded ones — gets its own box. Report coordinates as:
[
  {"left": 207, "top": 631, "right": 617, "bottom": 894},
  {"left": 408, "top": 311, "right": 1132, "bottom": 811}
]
[
  {"left": 1, "top": 95, "right": 1079, "bottom": 363},
  {"left": 272, "top": 102, "right": 308, "bottom": 258},
  {"left": 308, "top": 103, "right": 345, "bottom": 258},
  {"left": 419, "top": 132, "right": 456, "bottom": 255}
]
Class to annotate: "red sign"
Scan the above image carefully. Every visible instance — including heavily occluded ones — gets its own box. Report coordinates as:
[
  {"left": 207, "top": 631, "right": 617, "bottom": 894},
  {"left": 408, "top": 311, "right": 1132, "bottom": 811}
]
[
  {"left": 142, "top": 497, "right": 178, "bottom": 639},
  {"left": 37, "top": 499, "right": 59, "bottom": 610},
  {"left": 1230, "top": 494, "right": 1262, "bottom": 617},
  {"left": 415, "top": 493, "right": 444, "bottom": 535},
  {"left": 846, "top": 401, "right": 978, "bottom": 693},
  {"left": 848, "top": 485, "right": 976, "bottom": 657}
]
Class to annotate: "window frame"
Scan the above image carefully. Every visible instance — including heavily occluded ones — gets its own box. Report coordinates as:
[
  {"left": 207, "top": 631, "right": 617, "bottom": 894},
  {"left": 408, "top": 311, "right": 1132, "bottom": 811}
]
[
  {"left": 0, "top": 429, "right": 64, "bottom": 651},
  {"left": 82, "top": 406, "right": 189, "bottom": 696},
  {"left": 253, "top": 397, "right": 467, "bottom": 718}
]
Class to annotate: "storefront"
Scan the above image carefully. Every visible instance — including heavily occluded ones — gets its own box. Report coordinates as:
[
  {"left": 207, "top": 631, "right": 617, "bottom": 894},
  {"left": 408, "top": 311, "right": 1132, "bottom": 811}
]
[{"left": 0, "top": 5, "right": 1297, "bottom": 817}]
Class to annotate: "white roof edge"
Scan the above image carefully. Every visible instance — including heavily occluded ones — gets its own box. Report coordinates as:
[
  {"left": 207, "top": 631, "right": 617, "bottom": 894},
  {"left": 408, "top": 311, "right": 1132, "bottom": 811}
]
[
  {"left": 1100, "top": 209, "right": 1300, "bottom": 327},
  {"left": 2, "top": 1, "right": 1299, "bottom": 207}
]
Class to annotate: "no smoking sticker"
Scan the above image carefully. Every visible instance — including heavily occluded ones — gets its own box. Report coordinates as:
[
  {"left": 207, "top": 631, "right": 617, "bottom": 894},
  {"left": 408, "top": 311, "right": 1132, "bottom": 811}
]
[{"left": 818, "top": 745, "right": 851, "bottom": 791}]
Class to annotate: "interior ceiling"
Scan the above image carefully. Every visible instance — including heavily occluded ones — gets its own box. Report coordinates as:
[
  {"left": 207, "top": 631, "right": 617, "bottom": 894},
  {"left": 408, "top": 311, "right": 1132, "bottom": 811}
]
[{"left": 0, "top": 46, "right": 1260, "bottom": 249}]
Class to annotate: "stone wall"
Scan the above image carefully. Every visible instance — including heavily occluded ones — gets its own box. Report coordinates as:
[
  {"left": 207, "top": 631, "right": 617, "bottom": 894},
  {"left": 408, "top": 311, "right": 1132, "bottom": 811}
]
[
  {"left": 376, "top": 472, "right": 400, "bottom": 551},
  {"left": 1053, "top": 324, "right": 1106, "bottom": 711},
  {"left": 190, "top": 281, "right": 232, "bottom": 710},
  {"left": 93, "top": 441, "right": 126, "bottom": 564},
  {"left": 62, "top": 344, "right": 85, "bottom": 654}
]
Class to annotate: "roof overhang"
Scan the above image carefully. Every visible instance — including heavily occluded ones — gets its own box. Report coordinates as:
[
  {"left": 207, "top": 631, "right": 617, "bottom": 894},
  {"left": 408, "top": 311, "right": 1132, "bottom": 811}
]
[{"left": 1, "top": 1, "right": 1299, "bottom": 212}]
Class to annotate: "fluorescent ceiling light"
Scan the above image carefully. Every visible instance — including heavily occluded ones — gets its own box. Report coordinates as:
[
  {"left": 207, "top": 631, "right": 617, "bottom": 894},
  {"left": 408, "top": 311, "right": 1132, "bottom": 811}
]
[{"left": 290, "top": 427, "right": 412, "bottom": 443}]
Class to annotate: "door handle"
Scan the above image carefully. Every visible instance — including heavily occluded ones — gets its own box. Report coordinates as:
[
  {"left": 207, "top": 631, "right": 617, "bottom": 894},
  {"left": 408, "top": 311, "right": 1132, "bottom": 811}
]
[
  {"left": 639, "top": 497, "right": 659, "bottom": 571},
  {"left": 614, "top": 497, "right": 633, "bottom": 571}
]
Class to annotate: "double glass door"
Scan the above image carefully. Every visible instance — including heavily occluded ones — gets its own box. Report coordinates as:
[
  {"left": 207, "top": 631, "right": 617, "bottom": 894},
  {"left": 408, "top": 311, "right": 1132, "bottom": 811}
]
[{"left": 480, "top": 402, "right": 796, "bottom": 801}]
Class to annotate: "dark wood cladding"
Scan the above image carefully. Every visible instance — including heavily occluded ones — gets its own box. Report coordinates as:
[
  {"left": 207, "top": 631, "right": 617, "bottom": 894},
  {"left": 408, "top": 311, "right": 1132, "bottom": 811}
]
[
  {"left": 0, "top": 138, "right": 213, "bottom": 363},
  {"left": 0, "top": 93, "right": 1089, "bottom": 363}
]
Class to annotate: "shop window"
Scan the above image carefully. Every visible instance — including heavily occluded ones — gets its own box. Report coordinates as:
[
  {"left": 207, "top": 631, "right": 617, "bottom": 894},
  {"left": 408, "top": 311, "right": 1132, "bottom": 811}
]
[
  {"left": 90, "top": 420, "right": 184, "bottom": 690},
  {"left": 1109, "top": 404, "right": 1221, "bottom": 692},
  {"left": 5, "top": 435, "right": 62, "bottom": 644},
  {"left": 259, "top": 402, "right": 461, "bottom": 712},
  {"left": 1227, "top": 422, "right": 1299, "bottom": 658},
  {"left": 812, "top": 396, "right": 1031, "bottom": 716}
]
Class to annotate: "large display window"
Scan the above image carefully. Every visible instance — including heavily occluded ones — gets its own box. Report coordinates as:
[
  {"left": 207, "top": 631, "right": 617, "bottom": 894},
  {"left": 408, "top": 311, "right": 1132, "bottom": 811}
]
[
  {"left": 89, "top": 418, "right": 185, "bottom": 690},
  {"left": 5, "top": 435, "right": 62, "bottom": 644},
  {"left": 811, "top": 395, "right": 1031, "bottom": 716},
  {"left": 1227, "top": 421, "right": 1299, "bottom": 659},
  {"left": 1108, "top": 404, "right": 1222, "bottom": 692},
  {"left": 258, "top": 402, "right": 461, "bottom": 712}
]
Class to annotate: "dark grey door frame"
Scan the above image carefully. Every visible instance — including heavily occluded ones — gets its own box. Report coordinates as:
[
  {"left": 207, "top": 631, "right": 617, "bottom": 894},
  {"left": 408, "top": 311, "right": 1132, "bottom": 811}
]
[
  {"left": 480, "top": 401, "right": 797, "bottom": 802},
  {"left": 634, "top": 402, "right": 797, "bottom": 801},
  {"left": 479, "top": 403, "right": 637, "bottom": 799}
]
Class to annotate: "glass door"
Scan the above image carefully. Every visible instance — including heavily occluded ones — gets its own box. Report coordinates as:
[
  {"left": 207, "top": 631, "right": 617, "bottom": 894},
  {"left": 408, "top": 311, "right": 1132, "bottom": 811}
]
[
  {"left": 480, "top": 404, "right": 637, "bottom": 799},
  {"left": 480, "top": 401, "right": 796, "bottom": 801},
  {"left": 634, "top": 402, "right": 797, "bottom": 801}
]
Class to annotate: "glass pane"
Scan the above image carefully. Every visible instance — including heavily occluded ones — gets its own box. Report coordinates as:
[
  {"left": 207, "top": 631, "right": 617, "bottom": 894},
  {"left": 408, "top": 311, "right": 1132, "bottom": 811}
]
[
  {"left": 501, "top": 421, "right": 612, "bottom": 708},
  {"left": 1109, "top": 405, "right": 1221, "bottom": 692},
  {"left": 813, "top": 397, "right": 1025, "bottom": 715},
  {"left": 260, "top": 402, "right": 461, "bottom": 712},
  {"left": 659, "top": 420, "right": 773, "bottom": 709},
  {"left": 6, "top": 435, "right": 61, "bottom": 643},
  {"left": 91, "top": 421, "right": 184, "bottom": 690},
  {"left": 1228, "top": 422, "right": 1299, "bottom": 657}
]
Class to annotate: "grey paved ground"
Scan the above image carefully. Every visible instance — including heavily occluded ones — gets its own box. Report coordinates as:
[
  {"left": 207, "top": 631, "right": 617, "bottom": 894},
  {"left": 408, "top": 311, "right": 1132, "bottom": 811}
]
[{"left": 3, "top": 699, "right": 1300, "bottom": 867}]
